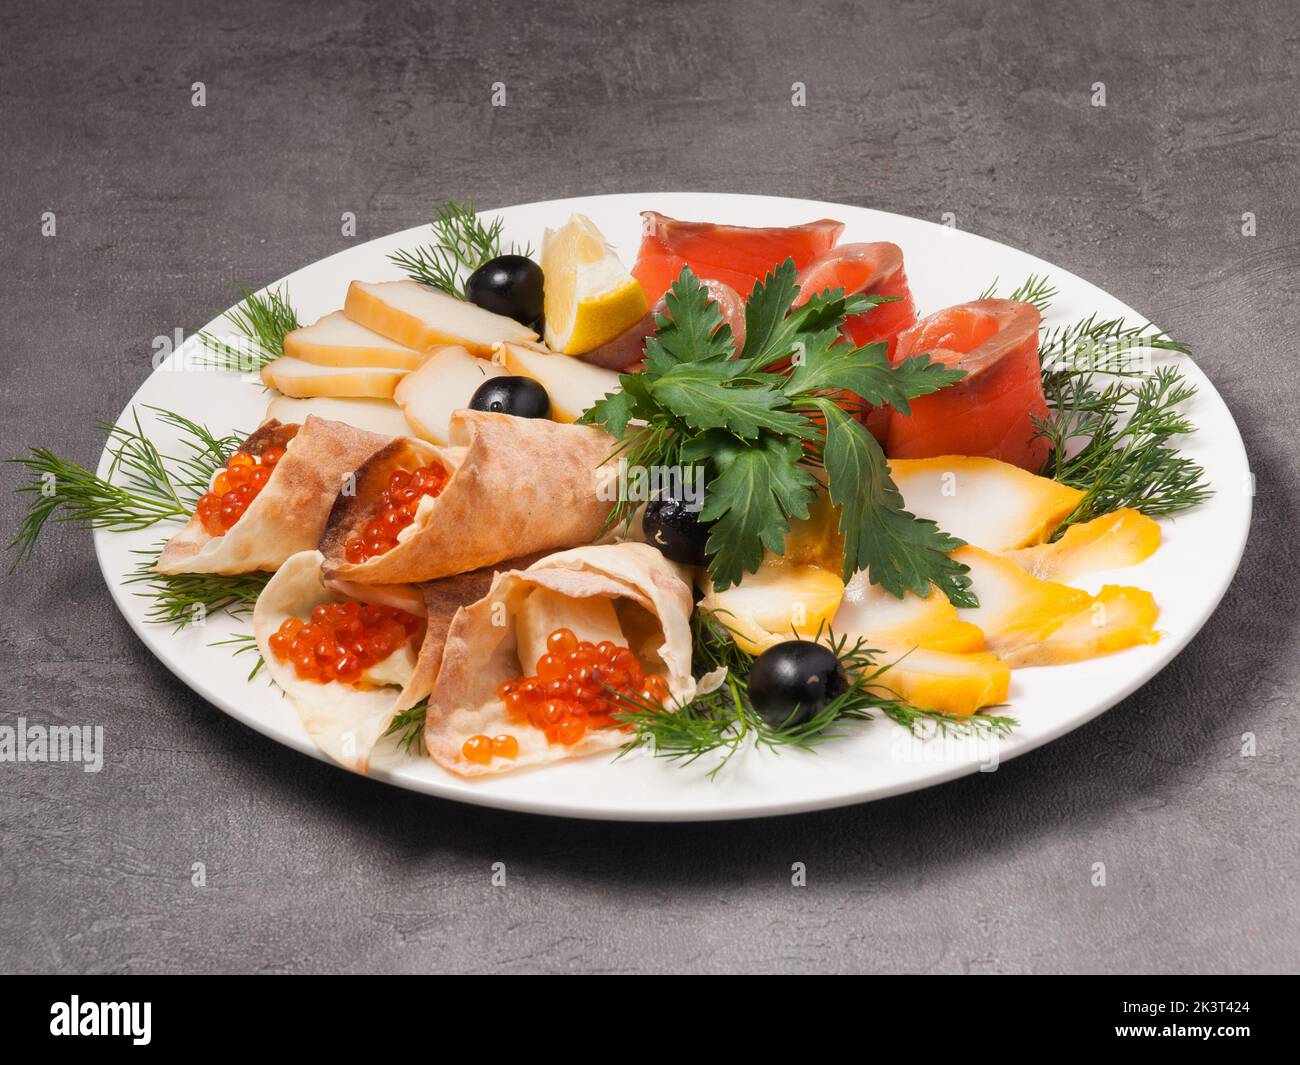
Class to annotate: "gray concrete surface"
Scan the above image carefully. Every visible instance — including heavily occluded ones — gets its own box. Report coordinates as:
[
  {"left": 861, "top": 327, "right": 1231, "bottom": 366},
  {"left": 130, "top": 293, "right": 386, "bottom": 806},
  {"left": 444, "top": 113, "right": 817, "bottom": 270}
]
[{"left": 1, "top": 0, "right": 1297, "bottom": 974}]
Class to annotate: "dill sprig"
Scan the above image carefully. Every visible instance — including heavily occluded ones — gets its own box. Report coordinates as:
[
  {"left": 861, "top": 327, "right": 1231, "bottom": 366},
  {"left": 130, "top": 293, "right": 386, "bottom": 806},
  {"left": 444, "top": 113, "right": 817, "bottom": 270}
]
[
  {"left": 197, "top": 284, "right": 301, "bottom": 371},
  {"left": 1037, "top": 365, "right": 1211, "bottom": 525},
  {"left": 1040, "top": 312, "right": 1189, "bottom": 375},
  {"left": 975, "top": 275, "right": 1209, "bottom": 525},
  {"left": 615, "top": 618, "right": 1015, "bottom": 777},
  {"left": 7, "top": 407, "right": 240, "bottom": 568},
  {"left": 383, "top": 701, "right": 428, "bottom": 755},
  {"left": 209, "top": 632, "right": 267, "bottom": 680},
  {"left": 389, "top": 200, "right": 533, "bottom": 298},
  {"left": 978, "top": 273, "right": 1058, "bottom": 314},
  {"left": 124, "top": 547, "right": 270, "bottom": 630}
]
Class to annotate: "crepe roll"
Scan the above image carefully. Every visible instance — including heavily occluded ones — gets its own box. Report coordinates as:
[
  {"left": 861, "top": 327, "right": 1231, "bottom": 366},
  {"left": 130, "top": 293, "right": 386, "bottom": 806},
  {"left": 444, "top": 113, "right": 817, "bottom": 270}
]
[
  {"left": 252, "top": 549, "right": 536, "bottom": 773},
  {"left": 319, "top": 409, "right": 617, "bottom": 585},
  {"left": 156, "top": 415, "right": 391, "bottom": 575},
  {"left": 423, "top": 542, "right": 697, "bottom": 777}
]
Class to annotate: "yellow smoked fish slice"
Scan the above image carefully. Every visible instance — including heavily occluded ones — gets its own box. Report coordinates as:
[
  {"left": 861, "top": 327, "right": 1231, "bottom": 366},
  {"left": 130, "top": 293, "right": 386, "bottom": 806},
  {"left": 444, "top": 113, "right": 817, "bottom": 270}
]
[
  {"left": 1002, "top": 508, "right": 1161, "bottom": 583},
  {"left": 953, "top": 546, "right": 1159, "bottom": 667},
  {"left": 1011, "top": 585, "right": 1160, "bottom": 667},
  {"left": 699, "top": 563, "right": 845, "bottom": 655},
  {"left": 889, "top": 455, "right": 1084, "bottom": 552},
  {"left": 830, "top": 572, "right": 1002, "bottom": 716},
  {"left": 834, "top": 570, "right": 985, "bottom": 654},
  {"left": 867, "top": 644, "right": 1011, "bottom": 716}
]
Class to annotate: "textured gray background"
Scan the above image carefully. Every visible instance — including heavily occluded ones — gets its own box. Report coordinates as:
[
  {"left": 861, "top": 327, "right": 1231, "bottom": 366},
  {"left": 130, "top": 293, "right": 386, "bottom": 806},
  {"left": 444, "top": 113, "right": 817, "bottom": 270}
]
[{"left": 1, "top": 0, "right": 1296, "bottom": 974}]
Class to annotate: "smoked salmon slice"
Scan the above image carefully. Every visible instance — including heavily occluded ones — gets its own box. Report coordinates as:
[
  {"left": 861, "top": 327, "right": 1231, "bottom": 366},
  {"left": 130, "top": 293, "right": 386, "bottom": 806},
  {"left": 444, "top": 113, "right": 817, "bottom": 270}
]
[
  {"left": 794, "top": 242, "right": 918, "bottom": 357},
  {"left": 631, "top": 212, "right": 844, "bottom": 304},
  {"left": 885, "top": 300, "right": 1050, "bottom": 473},
  {"left": 794, "top": 242, "right": 920, "bottom": 444}
]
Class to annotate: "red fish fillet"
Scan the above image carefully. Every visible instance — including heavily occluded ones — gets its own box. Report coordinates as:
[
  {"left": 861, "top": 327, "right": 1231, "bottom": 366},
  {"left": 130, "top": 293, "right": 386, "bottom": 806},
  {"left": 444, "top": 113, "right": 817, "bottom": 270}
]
[
  {"left": 794, "top": 242, "right": 918, "bottom": 357},
  {"left": 794, "top": 242, "right": 920, "bottom": 444},
  {"left": 632, "top": 212, "right": 844, "bottom": 304},
  {"left": 886, "top": 300, "right": 1049, "bottom": 472}
]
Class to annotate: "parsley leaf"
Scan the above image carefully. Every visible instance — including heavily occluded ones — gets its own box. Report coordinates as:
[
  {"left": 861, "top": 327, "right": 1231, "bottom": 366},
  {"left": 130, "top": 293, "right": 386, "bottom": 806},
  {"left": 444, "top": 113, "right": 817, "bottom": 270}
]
[
  {"left": 649, "top": 364, "right": 812, "bottom": 440},
  {"left": 814, "top": 400, "right": 975, "bottom": 604},
  {"left": 643, "top": 268, "right": 735, "bottom": 373},
  {"left": 693, "top": 432, "right": 818, "bottom": 589},
  {"left": 579, "top": 265, "right": 975, "bottom": 605},
  {"left": 786, "top": 341, "right": 965, "bottom": 415}
]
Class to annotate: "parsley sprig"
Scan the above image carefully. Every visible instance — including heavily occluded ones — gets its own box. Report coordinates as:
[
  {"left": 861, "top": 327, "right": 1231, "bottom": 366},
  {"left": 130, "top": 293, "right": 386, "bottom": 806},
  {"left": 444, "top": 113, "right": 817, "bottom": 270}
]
[{"left": 583, "top": 263, "right": 975, "bottom": 605}]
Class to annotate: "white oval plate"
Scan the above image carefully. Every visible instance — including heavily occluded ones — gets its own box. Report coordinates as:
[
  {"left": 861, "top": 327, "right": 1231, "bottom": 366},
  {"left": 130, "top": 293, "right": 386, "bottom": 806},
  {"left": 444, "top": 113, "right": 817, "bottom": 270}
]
[{"left": 94, "top": 193, "right": 1251, "bottom": 821}]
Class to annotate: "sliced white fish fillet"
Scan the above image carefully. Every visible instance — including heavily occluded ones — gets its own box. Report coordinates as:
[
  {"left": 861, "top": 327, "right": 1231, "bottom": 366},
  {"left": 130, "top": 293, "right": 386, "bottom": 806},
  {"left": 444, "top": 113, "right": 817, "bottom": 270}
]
[{"left": 889, "top": 455, "right": 1083, "bottom": 553}]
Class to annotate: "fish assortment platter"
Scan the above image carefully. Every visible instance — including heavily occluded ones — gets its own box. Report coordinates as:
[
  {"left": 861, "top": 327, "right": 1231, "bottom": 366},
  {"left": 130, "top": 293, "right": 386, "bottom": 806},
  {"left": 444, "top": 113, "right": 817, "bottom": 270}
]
[{"left": 12, "top": 193, "right": 1249, "bottom": 820}]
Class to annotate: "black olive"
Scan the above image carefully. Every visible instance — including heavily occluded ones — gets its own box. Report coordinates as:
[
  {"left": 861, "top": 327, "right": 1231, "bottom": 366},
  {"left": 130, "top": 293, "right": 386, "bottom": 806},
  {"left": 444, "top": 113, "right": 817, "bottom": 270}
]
[
  {"left": 747, "top": 641, "right": 847, "bottom": 728},
  {"left": 643, "top": 497, "right": 712, "bottom": 566},
  {"left": 465, "top": 255, "right": 544, "bottom": 326},
  {"left": 468, "top": 376, "right": 551, "bottom": 419}
]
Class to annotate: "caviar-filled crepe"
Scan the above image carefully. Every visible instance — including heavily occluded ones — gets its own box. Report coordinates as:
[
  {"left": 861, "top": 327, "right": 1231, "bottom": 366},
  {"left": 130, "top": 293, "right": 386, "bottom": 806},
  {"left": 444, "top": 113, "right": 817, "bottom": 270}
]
[
  {"left": 319, "top": 409, "right": 617, "bottom": 585},
  {"left": 156, "top": 416, "right": 390, "bottom": 575},
  {"left": 253, "top": 549, "right": 531, "bottom": 773},
  {"left": 423, "top": 542, "right": 697, "bottom": 777}
]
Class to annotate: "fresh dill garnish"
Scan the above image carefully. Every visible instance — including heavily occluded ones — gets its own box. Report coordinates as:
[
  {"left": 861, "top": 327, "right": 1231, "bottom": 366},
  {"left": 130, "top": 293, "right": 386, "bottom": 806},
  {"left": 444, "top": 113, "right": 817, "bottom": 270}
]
[
  {"left": 7, "top": 407, "right": 241, "bottom": 568},
  {"left": 1037, "top": 365, "right": 1211, "bottom": 526},
  {"left": 1039, "top": 311, "right": 1190, "bottom": 372},
  {"left": 209, "top": 632, "right": 267, "bottom": 680},
  {"left": 356, "top": 616, "right": 1015, "bottom": 774},
  {"left": 197, "top": 284, "right": 301, "bottom": 371},
  {"left": 383, "top": 701, "right": 428, "bottom": 755},
  {"left": 878, "top": 700, "right": 1016, "bottom": 737},
  {"left": 974, "top": 275, "right": 1210, "bottom": 526},
  {"left": 614, "top": 620, "right": 1014, "bottom": 777},
  {"left": 583, "top": 263, "right": 975, "bottom": 605},
  {"left": 124, "top": 547, "right": 270, "bottom": 630},
  {"left": 978, "top": 273, "right": 1058, "bottom": 314},
  {"left": 389, "top": 200, "right": 534, "bottom": 298}
]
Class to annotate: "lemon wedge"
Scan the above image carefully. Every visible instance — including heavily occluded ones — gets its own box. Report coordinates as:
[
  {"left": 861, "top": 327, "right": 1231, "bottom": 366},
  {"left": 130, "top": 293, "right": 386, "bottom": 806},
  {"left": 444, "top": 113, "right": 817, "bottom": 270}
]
[{"left": 541, "top": 214, "right": 648, "bottom": 354}]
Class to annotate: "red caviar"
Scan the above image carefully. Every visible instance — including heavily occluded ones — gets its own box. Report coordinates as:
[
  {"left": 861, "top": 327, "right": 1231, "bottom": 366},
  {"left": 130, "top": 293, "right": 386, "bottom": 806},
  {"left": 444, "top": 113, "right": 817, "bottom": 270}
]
[
  {"left": 196, "top": 447, "right": 285, "bottom": 535},
  {"left": 345, "top": 462, "right": 449, "bottom": 564},
  {"left": 462, "top": 733, "right": 520, "bottom": 764},
  {"left": 267, "top": 601, "right": 423, "bottom": 685},
  {"left": 492, "top": 627, "right": 672, "bottom": 749}
]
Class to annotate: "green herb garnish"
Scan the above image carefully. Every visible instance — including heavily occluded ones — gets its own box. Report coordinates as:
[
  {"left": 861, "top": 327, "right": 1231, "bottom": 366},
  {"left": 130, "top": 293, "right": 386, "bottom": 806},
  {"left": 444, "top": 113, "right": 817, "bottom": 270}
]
[
  {"left": 209, "top": 632, "right": 267, "bottom": 680},
  {"left": 1037, "top": 365, "right": 1211, "bottom": 526},
  {"left": 125, "top": 549, "right": 270, "bottom": 630},
  {"left": 977, "top": 275, "right": 1210, "bottom": 527},
  {"left": 614, "top": 616, "right": 1015, "bottom": 777},
  {"left": 978, "top": 273, "right": 1058, "bottom": 314},
  {"left": 383, "top": 701, "right": 429, "bottom": 755},
  {"left": 198, "top": 284, "right": 300, "bottom": 371},
  {"left": 7, "top": 407, "right": 241, "bottom": 568},
  {"left": 583, "top": 263, "right": 975, "bottom": 604},
  {"left": 390, "top": 200, "right": 533, "bottom": 298}
]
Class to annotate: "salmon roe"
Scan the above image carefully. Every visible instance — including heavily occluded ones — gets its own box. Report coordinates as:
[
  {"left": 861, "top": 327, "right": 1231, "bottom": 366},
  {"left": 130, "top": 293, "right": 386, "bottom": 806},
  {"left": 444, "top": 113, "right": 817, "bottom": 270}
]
[
  {"left": 344, "top": 463, "right": 448, "bottom": 564},
  {"left": 196, "top": 447, "right": 284, "bottom": 535},
  {"left": 462, "top": 734, "right": 520, "bottom": 764},
  {"left": 489, "top": 627, "right": 672, "bottom": 752},
  {"left": 267, "top": 601, "right": 423, "bottom": 685}
]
